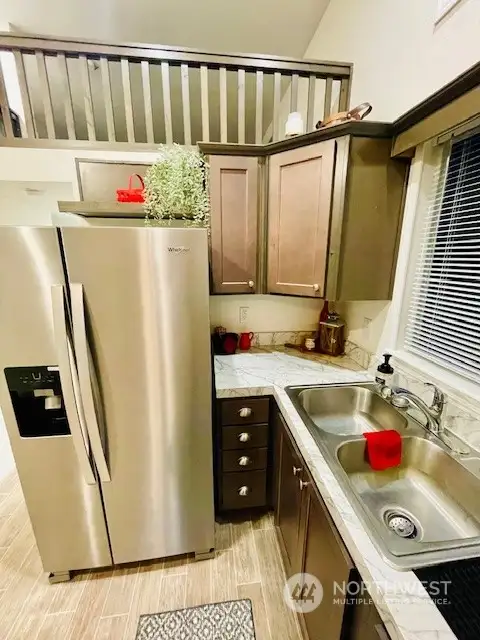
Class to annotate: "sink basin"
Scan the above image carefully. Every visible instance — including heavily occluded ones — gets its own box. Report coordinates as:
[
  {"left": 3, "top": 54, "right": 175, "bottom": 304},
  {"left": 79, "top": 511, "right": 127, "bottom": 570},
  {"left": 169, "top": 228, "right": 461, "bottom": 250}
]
[
  {"left": 296, "top": 385, "right": 407, "bottom": 435},
  {"left": 286, "top": 383, "right": 480, "bottom": 569},
  {"left": 337, "top": 437, "right": 480, "bottom": 553}
]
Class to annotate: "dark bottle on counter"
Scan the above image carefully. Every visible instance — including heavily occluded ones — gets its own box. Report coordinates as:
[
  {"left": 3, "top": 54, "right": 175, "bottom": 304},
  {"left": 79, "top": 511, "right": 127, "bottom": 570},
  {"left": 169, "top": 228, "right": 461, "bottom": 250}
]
[
  {"left": 319, "top": 300, "right": 329, "bottom": 323},
  {"left": 376, "top": 353, "right": 394, "bottom": 386}
]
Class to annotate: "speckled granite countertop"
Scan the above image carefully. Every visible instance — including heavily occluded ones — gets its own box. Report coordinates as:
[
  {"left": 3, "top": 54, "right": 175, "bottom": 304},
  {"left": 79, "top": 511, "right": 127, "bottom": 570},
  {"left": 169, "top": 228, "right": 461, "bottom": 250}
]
[{"left": 214, "top": 351, "right": 457, "bottom": 640}]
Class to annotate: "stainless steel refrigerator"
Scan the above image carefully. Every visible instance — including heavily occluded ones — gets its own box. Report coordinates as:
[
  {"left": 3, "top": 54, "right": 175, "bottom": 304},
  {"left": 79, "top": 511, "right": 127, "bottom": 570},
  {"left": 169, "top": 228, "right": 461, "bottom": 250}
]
[{"left": 0, "top": 225, "right": 214, "bottom": 581}]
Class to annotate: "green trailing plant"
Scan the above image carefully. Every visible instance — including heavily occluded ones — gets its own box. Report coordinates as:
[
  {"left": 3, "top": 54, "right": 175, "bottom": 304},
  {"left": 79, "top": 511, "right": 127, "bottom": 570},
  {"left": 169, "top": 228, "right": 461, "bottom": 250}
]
[{"left": 144, "top": 144, "right": 210, "bottom": 226}]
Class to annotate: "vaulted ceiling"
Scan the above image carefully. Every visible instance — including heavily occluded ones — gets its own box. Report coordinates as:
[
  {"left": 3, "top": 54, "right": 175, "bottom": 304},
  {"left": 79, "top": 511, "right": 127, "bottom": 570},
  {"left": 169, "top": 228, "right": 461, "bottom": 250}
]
[{"left": 3, "top": 0, "right": 330, "bottom": 58}]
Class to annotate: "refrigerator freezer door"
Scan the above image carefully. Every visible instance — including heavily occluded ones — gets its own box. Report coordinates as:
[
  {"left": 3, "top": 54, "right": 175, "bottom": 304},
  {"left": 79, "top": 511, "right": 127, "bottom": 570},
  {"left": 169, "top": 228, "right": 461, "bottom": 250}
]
[
  {"left": 0, "top": 227, "right": 112, "bottom": 573},
  {"left": 61, "top": 227, "right": 215, "bottom": 564}
]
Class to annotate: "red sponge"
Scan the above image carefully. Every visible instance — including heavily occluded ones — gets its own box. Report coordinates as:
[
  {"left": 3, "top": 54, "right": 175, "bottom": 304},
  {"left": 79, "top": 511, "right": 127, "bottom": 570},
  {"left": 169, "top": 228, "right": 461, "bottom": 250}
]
[{"left": 363, "top": 430, "right": 402, "bottom": 471}]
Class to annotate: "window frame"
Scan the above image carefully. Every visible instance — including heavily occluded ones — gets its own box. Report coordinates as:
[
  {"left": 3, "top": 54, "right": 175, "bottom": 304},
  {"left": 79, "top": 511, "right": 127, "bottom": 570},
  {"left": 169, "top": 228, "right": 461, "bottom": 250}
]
[{"left": 393, "top": 139, "right": 480, "bottom": 403}]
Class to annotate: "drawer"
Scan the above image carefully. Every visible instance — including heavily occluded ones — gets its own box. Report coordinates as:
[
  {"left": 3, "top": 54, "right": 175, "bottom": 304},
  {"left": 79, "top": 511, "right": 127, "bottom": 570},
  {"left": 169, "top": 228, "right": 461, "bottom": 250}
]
[
  {"left": 221, "top": 471, "right": 267, "bottom": 510},
  {"left": 222, "top": 424, "right": 269, "bottom": 450},
  {"left": 222, "top": 447, "right": 268, "bottom": 473},
  {"left": 221, "top": 397, "right": 270, "bottom": 426}
]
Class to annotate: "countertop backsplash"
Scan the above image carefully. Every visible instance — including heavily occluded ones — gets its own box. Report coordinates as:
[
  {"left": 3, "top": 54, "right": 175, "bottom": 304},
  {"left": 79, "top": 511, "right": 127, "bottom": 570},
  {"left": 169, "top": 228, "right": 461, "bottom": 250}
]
[{"left": 367, "top": 351, "right": 480, "bottom": 454}]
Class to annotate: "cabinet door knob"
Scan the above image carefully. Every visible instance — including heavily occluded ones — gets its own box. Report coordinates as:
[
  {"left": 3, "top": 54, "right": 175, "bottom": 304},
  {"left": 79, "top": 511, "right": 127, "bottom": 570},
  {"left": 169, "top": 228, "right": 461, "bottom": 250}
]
[
  {"left": 299, "top": 479, "right": 310, "bottom": 491},
  {"left": 292, "top": 466, "right": 302, "bottom": 476},
  {"left": 238, "top": 456, "right": 252, "bottom": 466},
  {"left": 238, "top": 432, "right": 251, "bottom": 443},
  {"left": 238, "top": 407, "right": 252, "bottom": 418},
  {"left": 313, "top": 284, "right": 319, "bottom": 292},
  {"left": 238, "top": 486, "right": 250, "bottom": 496},
  {"left": 248, "top": 280, "right": 255, "bottom": 288}
]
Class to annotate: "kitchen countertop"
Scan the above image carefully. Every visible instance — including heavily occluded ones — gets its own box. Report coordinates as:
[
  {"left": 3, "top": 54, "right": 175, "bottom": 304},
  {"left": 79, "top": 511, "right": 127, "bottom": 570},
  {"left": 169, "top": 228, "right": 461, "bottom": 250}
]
[{"left": 214, "top": 351, "right": 457, "bottom": 640}]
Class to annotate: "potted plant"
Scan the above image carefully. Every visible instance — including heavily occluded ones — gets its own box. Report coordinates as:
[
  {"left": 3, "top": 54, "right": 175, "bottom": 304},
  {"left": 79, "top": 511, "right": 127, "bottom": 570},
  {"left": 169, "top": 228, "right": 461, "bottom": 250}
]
[{"left": 144, "top": 144, "right": 210, "bottom": 226}]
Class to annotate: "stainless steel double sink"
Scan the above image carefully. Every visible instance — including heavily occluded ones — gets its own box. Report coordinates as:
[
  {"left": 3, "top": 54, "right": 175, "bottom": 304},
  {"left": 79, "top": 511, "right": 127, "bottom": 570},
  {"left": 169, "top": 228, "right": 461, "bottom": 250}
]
[{"left": 286, "top": 383, "right": 480, "bottom": 570}]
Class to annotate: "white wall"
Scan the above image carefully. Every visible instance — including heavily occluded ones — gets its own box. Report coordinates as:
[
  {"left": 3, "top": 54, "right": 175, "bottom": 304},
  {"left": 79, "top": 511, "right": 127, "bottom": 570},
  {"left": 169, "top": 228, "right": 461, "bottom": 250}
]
[
  {"left": 0, "top": 148, "right": 161, "bottom": 192},
  {"left": 305, "top": 0, "right": 480, "bottom": 122},
  {"left": 303, "top": 0, "right": 480, "bottom": 355},
  {"left": 210, "top": 295, "right": 322, "bottom": 333},
  {"left": 0, "top": 181, "right": 74, "bottom": 225}
]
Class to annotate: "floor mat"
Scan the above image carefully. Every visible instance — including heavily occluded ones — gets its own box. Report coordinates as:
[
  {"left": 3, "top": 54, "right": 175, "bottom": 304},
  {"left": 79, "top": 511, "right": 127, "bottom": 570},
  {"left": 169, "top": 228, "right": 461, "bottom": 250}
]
[{"left": 136, "top": 599, "right": 256, "bottom": 640}]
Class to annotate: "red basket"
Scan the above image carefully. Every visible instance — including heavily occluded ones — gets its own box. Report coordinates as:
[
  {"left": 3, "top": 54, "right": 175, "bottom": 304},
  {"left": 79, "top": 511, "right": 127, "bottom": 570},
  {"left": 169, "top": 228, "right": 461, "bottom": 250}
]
[{"left": 116, "top": 174, "right": 145, "bottom": 203}]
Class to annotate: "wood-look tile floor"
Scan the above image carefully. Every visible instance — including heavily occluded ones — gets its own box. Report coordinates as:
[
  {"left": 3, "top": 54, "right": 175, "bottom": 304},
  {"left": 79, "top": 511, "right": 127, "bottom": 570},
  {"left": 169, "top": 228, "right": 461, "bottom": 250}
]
[{"left": 0, "top": 470, "right": 302, "bottom": 640}]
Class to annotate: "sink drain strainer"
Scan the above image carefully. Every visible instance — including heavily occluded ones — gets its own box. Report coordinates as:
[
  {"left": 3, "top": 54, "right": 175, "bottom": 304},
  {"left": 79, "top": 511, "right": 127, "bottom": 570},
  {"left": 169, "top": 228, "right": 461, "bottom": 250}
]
[{"left": 384, "top": 509, "right": 418, "bottom": 539}]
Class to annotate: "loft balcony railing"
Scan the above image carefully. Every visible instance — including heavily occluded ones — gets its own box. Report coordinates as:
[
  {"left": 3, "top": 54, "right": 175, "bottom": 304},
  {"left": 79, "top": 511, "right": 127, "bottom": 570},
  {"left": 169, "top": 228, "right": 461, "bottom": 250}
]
[{"left": 0, "top": 32, "right": 352, "bottom": 147}]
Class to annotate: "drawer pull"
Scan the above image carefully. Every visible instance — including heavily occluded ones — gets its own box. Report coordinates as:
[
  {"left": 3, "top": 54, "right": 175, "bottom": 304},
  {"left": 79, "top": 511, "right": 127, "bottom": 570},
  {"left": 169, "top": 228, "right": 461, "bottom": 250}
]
[
  {"left": 238, "top": 407, "right": 252, "bottom": 418},
  {"left": 238, "top": 486, "right": 250, "bottom": 496},
  {"left": 299, "top": 479, "right": 310, "bottom": 491},
  {"left": 238, "top": 456, "right": 252, "bottom": 467},
  {"left": 292, "top": 466, "right": 302, "bottom": 476},
  {"left": 238, "top": 432, "right": 251, "bottom": 443}
]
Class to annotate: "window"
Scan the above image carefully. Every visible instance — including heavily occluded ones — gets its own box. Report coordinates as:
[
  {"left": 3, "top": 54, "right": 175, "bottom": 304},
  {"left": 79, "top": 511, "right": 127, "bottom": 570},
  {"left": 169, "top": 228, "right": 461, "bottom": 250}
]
[{"left": 404, "top": 133, "right": 480, "bottom": 384}]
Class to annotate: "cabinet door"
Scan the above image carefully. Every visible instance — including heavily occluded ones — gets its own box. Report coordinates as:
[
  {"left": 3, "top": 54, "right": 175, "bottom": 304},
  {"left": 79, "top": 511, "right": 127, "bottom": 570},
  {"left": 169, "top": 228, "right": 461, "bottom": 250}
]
[
  {"left": 302, "top": 485, "right": 354, "bottom": 640},
  {"left": 349, "top": 595, "right": 389, "bottom": 640},
  {"left": 268, "top": 140, "right": 335, "bottom": 297},
  {"left": 210, "top": 155, "right": 258, "bottom": 293},
  {"left": 276, "top": 419, "right": 304, "bottom": 577}
]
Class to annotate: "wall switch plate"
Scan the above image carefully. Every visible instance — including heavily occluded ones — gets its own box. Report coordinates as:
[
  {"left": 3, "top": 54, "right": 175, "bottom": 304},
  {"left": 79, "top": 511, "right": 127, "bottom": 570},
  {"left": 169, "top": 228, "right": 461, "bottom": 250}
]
[{"left": 239, "top": 306, "right": 249, "bottom": 325}]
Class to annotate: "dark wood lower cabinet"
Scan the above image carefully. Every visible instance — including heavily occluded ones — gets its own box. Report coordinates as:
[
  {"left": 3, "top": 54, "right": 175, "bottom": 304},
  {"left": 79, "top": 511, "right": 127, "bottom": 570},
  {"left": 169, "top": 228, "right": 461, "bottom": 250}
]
[
  {"left": 276, "top": 425, "right": 305, "bottom": 577},
  {"left": 301, "top": 484, "right": 353, "bottom": 640},
  {"left": 274, "top": 407, "right": 389, "bottom": 640},
  {"left": 348, "top": 593, "right": 388, "bottom": 640}
]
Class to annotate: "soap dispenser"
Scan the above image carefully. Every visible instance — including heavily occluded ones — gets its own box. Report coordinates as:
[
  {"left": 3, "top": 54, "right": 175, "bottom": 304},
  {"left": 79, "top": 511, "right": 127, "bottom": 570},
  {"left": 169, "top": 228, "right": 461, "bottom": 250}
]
[{"left": 376, "top": 353, "right": 394, "bottom": 388}]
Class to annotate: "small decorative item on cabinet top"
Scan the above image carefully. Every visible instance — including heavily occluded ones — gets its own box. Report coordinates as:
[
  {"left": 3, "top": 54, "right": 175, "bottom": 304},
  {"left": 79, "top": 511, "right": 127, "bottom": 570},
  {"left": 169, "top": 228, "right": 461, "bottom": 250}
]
[
  {"left": 143, "top": 144, "right": 210, "bottom": 225},
  {"left": 315, "top": 102, "right": 372, "bottom": 130},
  {"left": 316, "top": 311, "right": 345, "bottom": 356},
  {"left": 285, "top": 112, "right": 304, "bottom": 137},
  {"left": 116, "top": 174, "right": 145, "bottom": 203}
]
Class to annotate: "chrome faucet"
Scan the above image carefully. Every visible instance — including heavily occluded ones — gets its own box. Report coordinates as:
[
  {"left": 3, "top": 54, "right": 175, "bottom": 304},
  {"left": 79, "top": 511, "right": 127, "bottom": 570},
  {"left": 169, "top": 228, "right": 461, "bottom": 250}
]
[{"left": 390, "top": 383, "right": 445, "bottom": 435}]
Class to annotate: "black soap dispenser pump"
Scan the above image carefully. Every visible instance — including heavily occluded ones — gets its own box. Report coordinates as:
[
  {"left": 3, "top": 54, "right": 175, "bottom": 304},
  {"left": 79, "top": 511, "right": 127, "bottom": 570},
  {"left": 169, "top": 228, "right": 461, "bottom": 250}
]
[{"left": 376, "top": 353, "right": 394, "bottom": 387}]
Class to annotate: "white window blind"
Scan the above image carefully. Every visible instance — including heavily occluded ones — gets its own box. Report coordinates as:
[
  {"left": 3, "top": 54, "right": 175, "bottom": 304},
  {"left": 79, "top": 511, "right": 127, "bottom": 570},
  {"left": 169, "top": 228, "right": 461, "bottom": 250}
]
[{"left": 404, "top": 133, "right": 480, "bottom": 383}]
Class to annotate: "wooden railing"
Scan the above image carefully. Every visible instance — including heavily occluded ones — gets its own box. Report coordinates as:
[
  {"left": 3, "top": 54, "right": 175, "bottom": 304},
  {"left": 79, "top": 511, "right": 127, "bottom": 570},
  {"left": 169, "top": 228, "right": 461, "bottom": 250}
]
[{"left": 0, "top": 33, "right": 353, "bottom": 146}]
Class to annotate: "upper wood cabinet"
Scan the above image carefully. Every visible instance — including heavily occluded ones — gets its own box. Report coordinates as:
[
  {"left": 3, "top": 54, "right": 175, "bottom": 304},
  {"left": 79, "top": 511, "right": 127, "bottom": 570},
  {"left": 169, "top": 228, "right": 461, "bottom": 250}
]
[
  {"left": 266, "top": 136, "right": 408, "bottom": 301},
  {"left": 268, "top": 141, "right": 335, "bottom": 297},
  {"left": 205, "top": 128, "right": 408, "bottom": 300},
  {"left": 209, "top": 155, "right": 259, "bottom": 294}
]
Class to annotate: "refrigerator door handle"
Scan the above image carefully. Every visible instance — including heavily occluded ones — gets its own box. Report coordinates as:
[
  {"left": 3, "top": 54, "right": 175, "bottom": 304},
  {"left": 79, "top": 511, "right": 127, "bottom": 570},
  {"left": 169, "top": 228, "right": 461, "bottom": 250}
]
[
  {"left": 51, "top": 285, "right": 97, "bottom": 485},
  {"left": 70, "top": 283, "right": 111, "bottom": 483}
]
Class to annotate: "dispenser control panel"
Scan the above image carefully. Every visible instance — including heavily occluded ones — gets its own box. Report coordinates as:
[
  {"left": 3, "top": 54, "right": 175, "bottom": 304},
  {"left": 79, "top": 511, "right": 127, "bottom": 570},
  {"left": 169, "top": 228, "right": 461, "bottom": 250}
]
[{"left": 4, "top": 366, "right": 71, "bottom": 438}]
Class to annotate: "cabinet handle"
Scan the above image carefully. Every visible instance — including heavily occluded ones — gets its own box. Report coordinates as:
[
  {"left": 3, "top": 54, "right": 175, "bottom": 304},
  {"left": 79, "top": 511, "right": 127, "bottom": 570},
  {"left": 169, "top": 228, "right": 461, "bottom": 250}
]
[
  {"left": 238, "top": 456, "right": 252, "bottom": 466},
  {"left": 374, "top": 625, "right": 390, "bottom": 640},
  {"left": 313, "top": 284, "right": 319, "bottom": 292},
  {"left": 248, "top": 280, "right": 255, "bottom": 288},
  {"left": 292, "top": 466, "right": 302, "bottom": 476},
  {"left": 238, "top": 486, "right": 250, "bottom": 496},
  {"left": 299, "top": 479, "right": 310, "bottom": 491},
  {"left": 238, "top": 432, "right": 251, "bottom": 443},
  {"left": 238, "top": 407, "right": 252, "bottom": 418}
]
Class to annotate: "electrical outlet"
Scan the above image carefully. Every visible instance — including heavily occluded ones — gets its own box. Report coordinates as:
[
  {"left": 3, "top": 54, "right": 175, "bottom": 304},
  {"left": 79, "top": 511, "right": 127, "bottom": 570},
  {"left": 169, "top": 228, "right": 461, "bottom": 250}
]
[{"left": 239, "top": 306, "right": 249, "bottom": 325}]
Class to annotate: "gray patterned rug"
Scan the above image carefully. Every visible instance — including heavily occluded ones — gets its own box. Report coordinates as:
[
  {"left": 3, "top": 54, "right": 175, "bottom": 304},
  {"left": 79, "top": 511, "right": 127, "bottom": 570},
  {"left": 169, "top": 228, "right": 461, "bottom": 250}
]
[{"left": 136, "top": 599, "right": 256, "bottom": 640}]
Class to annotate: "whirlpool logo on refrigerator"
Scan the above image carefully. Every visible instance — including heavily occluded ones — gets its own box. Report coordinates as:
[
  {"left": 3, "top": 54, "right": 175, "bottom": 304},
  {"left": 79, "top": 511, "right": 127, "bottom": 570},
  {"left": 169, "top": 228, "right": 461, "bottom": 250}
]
[{"left": 167, "top": 246, "right": 190, "bottom": 254}]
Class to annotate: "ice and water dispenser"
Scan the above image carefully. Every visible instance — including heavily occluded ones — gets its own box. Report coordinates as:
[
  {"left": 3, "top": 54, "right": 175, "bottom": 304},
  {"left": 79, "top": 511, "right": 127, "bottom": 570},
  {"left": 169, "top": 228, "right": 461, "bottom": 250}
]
[{"left": 4, "top": 366, "right": 71, "bottom": 437}]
